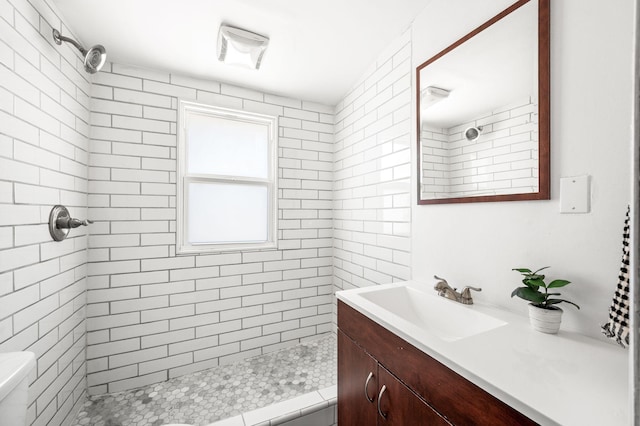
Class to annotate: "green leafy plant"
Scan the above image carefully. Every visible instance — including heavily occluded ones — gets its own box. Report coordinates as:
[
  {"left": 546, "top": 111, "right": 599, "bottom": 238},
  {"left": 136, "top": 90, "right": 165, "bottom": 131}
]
[{"left": 511, "top": 266, "right": 580, "bottom": 310}]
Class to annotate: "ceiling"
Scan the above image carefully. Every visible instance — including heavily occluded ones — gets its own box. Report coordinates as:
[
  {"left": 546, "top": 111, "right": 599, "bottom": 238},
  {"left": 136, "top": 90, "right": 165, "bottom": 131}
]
[{"left": 51, "top": 0, "right": 430, "bottom": 106}]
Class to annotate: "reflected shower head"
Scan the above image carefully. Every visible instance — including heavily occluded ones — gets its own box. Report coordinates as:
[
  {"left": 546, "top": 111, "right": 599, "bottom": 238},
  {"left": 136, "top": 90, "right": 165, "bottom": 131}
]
[
  {"left": 464, "top": 126, "right": 483, "bottom": 142},
  {"left": 53, "top": 29, "right": 107, "bottom": 74}
]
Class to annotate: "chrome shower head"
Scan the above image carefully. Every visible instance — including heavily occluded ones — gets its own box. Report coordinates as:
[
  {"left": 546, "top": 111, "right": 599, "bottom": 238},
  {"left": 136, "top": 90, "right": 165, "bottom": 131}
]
[
  {"left": 83, "top": 44, "right": 107, "bottom": 74},
  {"left": 464, "top": 126, "right": 484, "bottom": 142},
  {"left": 53, "top": 29, "right": 107, "bottom": 74}
]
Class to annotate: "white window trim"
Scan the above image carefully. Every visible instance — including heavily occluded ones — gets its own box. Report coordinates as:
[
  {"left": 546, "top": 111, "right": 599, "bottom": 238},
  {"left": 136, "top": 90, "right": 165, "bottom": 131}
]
[{"left": 177, "top": 99, "right": 279, "bottom": 254}]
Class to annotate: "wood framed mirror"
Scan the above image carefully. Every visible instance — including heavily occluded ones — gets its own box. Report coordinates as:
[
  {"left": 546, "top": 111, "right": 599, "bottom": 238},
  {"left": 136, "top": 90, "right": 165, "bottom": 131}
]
[{"left": 416, "top": 0, "right": 549, "bottom": 205}]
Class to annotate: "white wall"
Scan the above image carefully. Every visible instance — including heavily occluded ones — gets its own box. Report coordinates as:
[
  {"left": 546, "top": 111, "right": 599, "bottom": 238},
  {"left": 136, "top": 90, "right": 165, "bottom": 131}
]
[
  {"left": 86, "top": 63, "right": 334, "bottom": 394},
  {"left": 0, "top": 0, "right": 89, "bottom": 424},
  {"left": 411, "top": 0, "right": 634, "bottom": 339}
]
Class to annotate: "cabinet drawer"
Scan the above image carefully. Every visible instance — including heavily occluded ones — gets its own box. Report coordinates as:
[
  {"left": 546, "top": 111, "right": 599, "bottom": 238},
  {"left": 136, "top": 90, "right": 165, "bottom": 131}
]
[{"left": 338, "top": 301, "right": 537, "bottom": 426}]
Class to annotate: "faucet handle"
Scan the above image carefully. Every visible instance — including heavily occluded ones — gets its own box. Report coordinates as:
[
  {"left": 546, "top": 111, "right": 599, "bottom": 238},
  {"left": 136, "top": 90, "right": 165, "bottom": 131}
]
[
  {"left": 433, "top": 275, "right": 452, "bottom": 292},
  {"left": 460, "top": 286, "right": 482, "bottom": 304}
]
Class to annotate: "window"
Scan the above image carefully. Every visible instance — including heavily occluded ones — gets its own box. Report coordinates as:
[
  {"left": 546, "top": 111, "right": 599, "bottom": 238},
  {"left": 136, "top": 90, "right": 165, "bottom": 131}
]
[{"left": 177, "top": 100, "right": 278, "bottom": 254}]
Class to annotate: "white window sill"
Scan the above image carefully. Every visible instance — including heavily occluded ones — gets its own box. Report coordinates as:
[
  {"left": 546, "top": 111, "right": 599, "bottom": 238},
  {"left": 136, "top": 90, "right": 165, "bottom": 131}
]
[{"left": 176, "top": 241, "right": 278, "bottom": 255}]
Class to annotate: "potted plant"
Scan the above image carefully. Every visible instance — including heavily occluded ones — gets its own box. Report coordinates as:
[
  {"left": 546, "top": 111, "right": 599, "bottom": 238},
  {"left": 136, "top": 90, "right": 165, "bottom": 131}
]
[{"left": 511, "top": 266, "right": 580, "bottom": 334}]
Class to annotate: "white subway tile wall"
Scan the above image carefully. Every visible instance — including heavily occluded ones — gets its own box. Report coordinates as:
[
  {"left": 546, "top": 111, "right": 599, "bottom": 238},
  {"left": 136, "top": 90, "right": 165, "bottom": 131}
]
[
  {"left": 333, "top": 30, "right": 413, "bottom": 303},
  {"left": 86, "top": 64, "right": 334, "bottom": 395},
  {"left": 0, "top": 0, "right": 89, "bottom": 425},
  {"left": 2, "top": 0, "right": 414, "bottom": 421},
  {"left": 421, "top": 97, "right": 539, "bottom": 198}
]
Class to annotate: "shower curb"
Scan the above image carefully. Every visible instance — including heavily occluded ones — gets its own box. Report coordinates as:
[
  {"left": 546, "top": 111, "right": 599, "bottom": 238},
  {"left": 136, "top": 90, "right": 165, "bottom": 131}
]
[{"left": 207, "top": 385, "right": 337, "bottom": 426}]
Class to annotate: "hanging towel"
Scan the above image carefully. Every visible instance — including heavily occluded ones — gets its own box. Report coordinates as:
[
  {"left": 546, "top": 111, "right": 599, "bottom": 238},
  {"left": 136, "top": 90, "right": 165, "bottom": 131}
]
[{"left": 601, "top": 205, "right": 631, "bottom": 347}]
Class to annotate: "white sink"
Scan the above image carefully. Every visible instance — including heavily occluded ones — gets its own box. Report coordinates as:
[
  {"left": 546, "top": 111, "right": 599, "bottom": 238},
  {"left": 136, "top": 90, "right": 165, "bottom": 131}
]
[{"left": 358, "top": 284, "right": 507, "bottom": 341}]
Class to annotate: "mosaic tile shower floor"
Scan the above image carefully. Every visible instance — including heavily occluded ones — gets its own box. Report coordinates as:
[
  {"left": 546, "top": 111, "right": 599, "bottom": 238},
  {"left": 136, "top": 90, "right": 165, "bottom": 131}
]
[{"left": 72, "top": 335, "right": 336, "bottom": 426}]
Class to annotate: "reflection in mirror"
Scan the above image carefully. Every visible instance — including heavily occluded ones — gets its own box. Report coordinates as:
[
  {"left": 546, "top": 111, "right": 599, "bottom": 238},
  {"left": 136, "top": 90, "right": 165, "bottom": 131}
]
[{"left": 417, "top": 0, "right": 549, "bottom": 204}]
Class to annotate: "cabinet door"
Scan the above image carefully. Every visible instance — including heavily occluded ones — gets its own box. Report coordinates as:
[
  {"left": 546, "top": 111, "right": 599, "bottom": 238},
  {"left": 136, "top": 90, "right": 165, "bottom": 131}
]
[
  {"left": 338, "top": 330, "right": 378, "bottom": 426},
  {"left": 377, "top": 366, "right": 450, "bottom": 426}
]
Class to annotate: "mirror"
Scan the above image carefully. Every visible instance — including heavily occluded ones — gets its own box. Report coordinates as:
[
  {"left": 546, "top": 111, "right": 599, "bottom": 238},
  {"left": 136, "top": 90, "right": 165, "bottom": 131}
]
[{"left": 417, "top": 0, "right": 549, "bottom": 204}]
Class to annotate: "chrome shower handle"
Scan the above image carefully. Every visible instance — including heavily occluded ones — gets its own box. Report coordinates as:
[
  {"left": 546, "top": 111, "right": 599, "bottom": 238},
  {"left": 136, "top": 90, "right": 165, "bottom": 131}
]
[
  {"left": 49, "top": 205, "right": 93, "bottom": 241},
  {"left": 56, "top": 217, "right": 93, "bottom": 229}
]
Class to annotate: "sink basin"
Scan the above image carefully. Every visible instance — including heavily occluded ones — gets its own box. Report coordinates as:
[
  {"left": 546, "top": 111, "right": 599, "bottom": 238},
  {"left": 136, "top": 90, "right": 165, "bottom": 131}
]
[{"left": 358, "top": 285, "right": 507, "bottom": 341}]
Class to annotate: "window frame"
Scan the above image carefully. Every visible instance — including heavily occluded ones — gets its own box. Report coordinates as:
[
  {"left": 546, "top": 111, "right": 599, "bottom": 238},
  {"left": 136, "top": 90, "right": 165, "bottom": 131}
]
[{"left": 177, "top": 99, "right": 279, "bottom": 254}]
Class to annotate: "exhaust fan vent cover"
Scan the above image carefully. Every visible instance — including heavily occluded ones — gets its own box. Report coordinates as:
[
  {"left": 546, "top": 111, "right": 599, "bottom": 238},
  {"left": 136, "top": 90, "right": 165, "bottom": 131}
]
[{"left": 217, "top": 25, "right": 269, "bottom": 70}]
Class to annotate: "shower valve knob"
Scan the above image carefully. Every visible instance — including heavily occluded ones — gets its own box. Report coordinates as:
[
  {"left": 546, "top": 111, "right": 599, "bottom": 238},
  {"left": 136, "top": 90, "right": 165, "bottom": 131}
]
[
  {"left": 49, "top": 205, "right": 92, "bottom": 241},
  {"left": 56, "top": 217, "right": 93, "bottom": 229}
]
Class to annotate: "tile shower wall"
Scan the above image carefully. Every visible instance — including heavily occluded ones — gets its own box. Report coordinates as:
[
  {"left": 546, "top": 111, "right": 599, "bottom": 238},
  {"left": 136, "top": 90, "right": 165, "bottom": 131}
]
[
  {"left": 0, "top": 0, "right": 89, "bottom": 424},
  {"left": 333, "top": 30, "right": 412, "bottom": 299},
  {"left": 420, "top": 126, "right": 449, "bottom": 198},
  {"left": 86, "top": 64, "right": 334, "bottom": 395},
  {"left": 421, "top": 97, "right": 538, "bottom": 198}
]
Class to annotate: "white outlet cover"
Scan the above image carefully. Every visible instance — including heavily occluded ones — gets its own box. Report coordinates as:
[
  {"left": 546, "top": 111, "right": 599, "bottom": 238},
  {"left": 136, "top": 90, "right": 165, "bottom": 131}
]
[{"left": 560, "top": 175, "right": 590, "bottom": 213}]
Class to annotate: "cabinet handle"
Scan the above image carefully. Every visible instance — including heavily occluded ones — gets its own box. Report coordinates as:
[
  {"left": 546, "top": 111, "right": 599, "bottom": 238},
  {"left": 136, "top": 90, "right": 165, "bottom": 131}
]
[
  {"left": 377, "top": 385, "right": 388, "bottom": 419},
  {"left": 364, "top": 372, "right": 375, "bottom": 402}
]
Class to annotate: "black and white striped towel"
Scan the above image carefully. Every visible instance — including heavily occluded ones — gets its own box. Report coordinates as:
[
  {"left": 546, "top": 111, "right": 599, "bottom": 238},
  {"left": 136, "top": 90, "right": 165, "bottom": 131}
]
[{"left": 601, "top": 205, "right": 630, "bottom": 348}]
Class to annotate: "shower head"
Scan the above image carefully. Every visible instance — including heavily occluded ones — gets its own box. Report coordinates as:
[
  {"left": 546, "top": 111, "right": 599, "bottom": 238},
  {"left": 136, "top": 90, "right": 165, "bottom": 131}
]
[
  {"left": 464, "top": 126, "right": 484, "bottom": 142},
  {"left": 83, "top": 44, "right": 107, "bottom": 74},
  {"left": 53, "top": 29, "right": 107, "bottom": 74}
]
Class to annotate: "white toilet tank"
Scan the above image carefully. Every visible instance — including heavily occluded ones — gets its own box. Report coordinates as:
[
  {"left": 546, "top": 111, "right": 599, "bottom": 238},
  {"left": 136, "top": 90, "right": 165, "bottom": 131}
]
[{"left": 0, "top": 352, "right": 36, "bottom": 426}]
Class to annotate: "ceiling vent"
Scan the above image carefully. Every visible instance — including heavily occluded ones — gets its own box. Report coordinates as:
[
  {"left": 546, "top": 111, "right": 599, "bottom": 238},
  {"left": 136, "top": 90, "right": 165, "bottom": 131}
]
[
  {"left": 217, "top": 25, "right": 269, "bottom": 70},
  {"left": 421, "top": 86, "right": 451, "bottom": 109}
]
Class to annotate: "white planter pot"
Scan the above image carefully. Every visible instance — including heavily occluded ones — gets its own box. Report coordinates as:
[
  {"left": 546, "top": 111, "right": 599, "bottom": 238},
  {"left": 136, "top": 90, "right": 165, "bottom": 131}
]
[{"left": 528, "top": 304, "right": 563, "bottom": 334}]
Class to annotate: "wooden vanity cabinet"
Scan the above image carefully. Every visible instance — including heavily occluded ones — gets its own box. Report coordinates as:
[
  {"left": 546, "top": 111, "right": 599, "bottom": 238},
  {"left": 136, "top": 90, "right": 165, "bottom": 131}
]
[
  {"left": 338, "top": 330, "right": 449, "bottom": 425},
  {"left": 337, "top": 301, "right": 537, "bottom": 426}
]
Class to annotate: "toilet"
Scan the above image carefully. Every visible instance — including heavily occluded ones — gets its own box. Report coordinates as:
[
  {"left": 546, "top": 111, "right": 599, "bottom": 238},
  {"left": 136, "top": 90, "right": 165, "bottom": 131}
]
[{"left": 0, "top": 351, "right": 36, "bottom": 426}]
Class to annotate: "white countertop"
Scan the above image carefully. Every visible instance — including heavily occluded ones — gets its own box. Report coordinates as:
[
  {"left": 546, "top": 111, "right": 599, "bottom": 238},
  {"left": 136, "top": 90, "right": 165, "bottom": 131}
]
[{"left": 337, "top": 280, "right": 629, "bottom": 426}]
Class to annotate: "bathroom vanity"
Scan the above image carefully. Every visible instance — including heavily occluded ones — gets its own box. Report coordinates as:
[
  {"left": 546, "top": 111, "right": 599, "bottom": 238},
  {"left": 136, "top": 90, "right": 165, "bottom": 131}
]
[
  {"left": 338, "top": 302, "right": 534, "bottom": 425},
  {"left": 337, "top": 281, "right": 629, "bottom": 426}
]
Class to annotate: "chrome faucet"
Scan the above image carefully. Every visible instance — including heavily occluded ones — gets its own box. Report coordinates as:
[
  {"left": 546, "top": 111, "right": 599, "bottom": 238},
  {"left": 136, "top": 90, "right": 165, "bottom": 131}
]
[{"left": 433, "top": 275, "right": 482, "bottom": 305}]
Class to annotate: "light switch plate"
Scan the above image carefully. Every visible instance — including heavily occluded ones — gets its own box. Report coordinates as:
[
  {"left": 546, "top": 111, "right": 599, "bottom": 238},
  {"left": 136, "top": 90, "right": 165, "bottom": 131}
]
[{"left": 560, "top": 175, "right": 590, "bottom": 213}]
